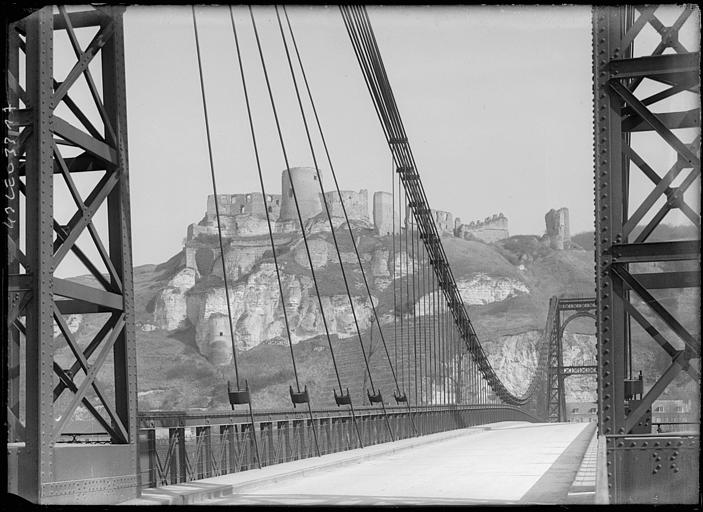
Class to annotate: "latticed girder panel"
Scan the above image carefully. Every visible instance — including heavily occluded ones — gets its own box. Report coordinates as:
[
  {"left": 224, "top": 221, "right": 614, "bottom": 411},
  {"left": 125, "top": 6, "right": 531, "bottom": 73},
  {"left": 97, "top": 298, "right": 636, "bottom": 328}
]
[
  {"left": 4, "top": 5, "right": 138, "bottom": 503},
  {"left": 593, "top": 4, "right": 700, "bottom": 503}
]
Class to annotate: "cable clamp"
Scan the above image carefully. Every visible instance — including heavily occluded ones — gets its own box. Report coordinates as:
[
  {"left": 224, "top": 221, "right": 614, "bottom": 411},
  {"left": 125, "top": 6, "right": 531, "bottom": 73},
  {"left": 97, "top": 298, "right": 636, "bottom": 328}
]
[
  {"left": 227, "top": 380, "right": 251, "bottom": 408},
  {"left": 334, "top": 388, "right": 352, "bottom": 406},
  {"left": 289, "top": 385, "right": 310, "bottom": 408}
]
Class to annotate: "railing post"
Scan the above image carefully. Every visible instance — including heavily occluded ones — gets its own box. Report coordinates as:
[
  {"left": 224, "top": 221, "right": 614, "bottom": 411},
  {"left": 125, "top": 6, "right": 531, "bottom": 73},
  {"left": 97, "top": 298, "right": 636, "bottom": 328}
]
[
  {"left": 195, "top": 426, "right": 211, "bottom": 479},
  {"left": 260, "top": 422, "right": 272, "bottom": 467},
  {"left": 291, "top": 419, "right": 302, "bottom": 461},
  {"left": 140, "top": 428, "right": 156, "bottom": 488},
  {"left": 276, "top": 420, "right": 288, "bottom": 464},
  {"left": 179, "top": 428, "right": 188, "bottom": 482},
  {"left": 220, "top": 425, "right": 231, "bottom": 474},
  {"left": 319, "top": 417, "right": 330, "bottom": 455}
]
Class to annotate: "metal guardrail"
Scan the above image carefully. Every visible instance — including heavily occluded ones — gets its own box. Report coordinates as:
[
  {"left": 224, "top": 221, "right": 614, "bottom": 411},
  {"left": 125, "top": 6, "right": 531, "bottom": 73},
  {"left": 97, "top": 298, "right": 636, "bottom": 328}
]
[{"left": 136, "top": 404, "right": 537, "bottom": 489}]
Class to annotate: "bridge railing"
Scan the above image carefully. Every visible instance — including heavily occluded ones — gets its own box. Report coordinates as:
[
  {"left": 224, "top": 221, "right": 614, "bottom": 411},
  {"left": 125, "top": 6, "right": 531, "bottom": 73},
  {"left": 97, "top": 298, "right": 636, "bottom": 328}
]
[{"left": 136, "top": 404, "right": 536, "bottom": 489}]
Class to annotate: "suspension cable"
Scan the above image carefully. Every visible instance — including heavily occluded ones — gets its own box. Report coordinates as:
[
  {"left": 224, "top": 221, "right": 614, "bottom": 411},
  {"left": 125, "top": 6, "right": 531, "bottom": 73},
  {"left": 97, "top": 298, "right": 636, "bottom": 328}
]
[
  {"left": 274, "top": 5, "right": 377, "bottom": 402},
  {"left": 392, "top": 159, "right": 398, "bottom": 387},
  {"left": 191, "top": 6, "right": 261, "bottom": 469},
  {"left": 341, "top": 5, "right": 544, "bottom": 408},
  {"left": 247, "top": 5, "right": 364, "bottom": 448},
  {"left": 227, "top": 5, "right": 320, "bottom": 457},
  {"left": 281, "top": 6, "right": 422, "bottom": 431},
  {"left": 281, "top": 5, "right": 406, "bottom": 399}
]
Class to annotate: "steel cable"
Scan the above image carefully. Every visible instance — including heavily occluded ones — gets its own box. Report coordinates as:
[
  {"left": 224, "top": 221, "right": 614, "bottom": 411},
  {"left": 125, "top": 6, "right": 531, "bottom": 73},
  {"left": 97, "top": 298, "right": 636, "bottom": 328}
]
[
  {"left": 247, "top": 5, "right": 364, "bottom": 448},
  {"left": 341, "top": 5, "right": 548, "bottom": 407},
  {"left": 273, "top": 5, "right": 395, "bottom": 441},
  {"left": 191, "top": 6, "right": 261, "bottom": 468},
  {"left": 227, "top": 6, "right": 320, "bottom": 457},
  {"left": 281, "top": 5, "right": 419, "bottom": 433}
]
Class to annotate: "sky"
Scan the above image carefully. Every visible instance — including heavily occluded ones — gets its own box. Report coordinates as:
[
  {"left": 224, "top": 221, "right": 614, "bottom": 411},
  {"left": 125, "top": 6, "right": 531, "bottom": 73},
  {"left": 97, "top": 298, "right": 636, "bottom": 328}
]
[{"left": 48, "top": 5, "right": 700, "bottom": 274}]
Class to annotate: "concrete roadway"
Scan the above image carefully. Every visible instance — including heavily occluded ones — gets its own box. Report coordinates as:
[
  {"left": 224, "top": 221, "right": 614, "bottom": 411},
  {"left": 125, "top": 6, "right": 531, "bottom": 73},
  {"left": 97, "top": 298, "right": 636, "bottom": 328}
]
[{"left": 202, "top": 421, "right": 596, "bottom": 506}]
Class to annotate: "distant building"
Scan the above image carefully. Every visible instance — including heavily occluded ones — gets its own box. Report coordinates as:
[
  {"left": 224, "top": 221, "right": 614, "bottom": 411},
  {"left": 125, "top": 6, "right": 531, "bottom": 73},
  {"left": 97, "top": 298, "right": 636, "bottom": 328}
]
[
  {"left": 566, "top": 401, "right": 598, "bottom": 423},
  {"left": 651, "top": 399, "right": 699, "bottom": 433},
  {"left": 567, "top": 399, "right": 700, "bottom": 432}
]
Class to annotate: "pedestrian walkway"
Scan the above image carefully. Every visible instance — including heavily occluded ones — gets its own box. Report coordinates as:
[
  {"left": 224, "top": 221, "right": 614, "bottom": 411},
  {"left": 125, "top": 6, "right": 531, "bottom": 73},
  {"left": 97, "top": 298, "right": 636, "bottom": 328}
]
[
  {"left": 123, "top": 421, "right": 595, "bottom": 505},
  {"left": 566, "top": 424, "right": 598, "bottom": 504}
]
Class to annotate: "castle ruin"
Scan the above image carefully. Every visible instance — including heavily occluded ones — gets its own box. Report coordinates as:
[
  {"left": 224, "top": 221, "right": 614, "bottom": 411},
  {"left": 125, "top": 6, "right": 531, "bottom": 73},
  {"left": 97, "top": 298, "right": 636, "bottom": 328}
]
[
  {"left": 545, "top": 207, "right": 571, "bottom": 250},
  {"left": 405, "top": 208, "right": 454, "bottom": 235},
  {"left": 454, "top": 213, "right": 509, "bottom": 243},
  {"left": 184, "top": 167, "right": 516, "bottom": 273}
]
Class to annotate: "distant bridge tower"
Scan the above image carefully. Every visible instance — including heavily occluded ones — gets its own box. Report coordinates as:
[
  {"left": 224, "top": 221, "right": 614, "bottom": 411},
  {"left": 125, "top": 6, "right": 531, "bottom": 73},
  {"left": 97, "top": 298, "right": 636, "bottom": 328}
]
[
  {"left": 546, "top": 298, "right": 597, "bottom": 422},
  {"left": 4, "top": 6, "right": 138, "bottom": 503}
]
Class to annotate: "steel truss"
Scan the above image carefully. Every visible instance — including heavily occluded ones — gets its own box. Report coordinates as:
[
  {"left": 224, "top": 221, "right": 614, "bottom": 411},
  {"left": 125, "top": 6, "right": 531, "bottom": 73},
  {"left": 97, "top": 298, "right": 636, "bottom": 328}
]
[
  {"left": 4, "top": 6, "right": 138, "bottom": 503},
  {"left": 593, "top": 5, "right": 700, "bottom": 503},
  {"left": 546, "top": 298, "right": 597, "bottom": 422}
]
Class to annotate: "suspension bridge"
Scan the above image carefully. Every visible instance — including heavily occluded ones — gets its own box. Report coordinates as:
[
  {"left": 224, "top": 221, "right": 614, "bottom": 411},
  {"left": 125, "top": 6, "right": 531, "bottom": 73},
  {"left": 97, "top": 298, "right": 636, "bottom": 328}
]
[{"left": 2, "top": 4, "right": 700, "bottom": 505}]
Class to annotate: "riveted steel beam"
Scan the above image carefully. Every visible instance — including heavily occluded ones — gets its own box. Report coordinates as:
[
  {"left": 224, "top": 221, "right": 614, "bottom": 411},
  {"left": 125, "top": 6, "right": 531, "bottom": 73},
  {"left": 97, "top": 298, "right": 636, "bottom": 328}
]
[
  {"left": 593, "top": 5, "right": 700, "bottom": 503},
  {"left": 5, "top": 5, "right": 138, "bottom": 504}
]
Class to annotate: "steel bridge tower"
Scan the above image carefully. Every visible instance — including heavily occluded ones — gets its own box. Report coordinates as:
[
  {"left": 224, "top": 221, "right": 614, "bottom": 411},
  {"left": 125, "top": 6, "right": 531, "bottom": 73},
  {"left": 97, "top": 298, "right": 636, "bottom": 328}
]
[
  {"left": 546, "top": 298, "right": 597, "bottom": 423},
  {"left": 593, "top": 5, "right": 700, "bottom": 503},
  {"left": 4, "top": 6, "right": 138, "bottom": 503}
]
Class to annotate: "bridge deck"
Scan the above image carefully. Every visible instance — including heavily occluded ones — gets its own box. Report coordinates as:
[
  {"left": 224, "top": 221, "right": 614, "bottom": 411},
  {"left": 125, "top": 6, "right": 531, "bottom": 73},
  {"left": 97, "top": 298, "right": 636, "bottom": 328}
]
[{"left": 127, "top": 421, "right": 597, "bottom": 505}]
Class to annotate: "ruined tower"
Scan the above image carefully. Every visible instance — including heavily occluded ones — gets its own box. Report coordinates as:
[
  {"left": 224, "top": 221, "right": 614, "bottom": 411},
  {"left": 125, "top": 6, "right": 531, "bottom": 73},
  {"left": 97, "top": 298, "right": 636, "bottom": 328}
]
[
  {"left": 279, "top": 167, "right": 323, "bottom": 223},
  {"left": 545, "top": 207, "right": 571, "bottom": 250},
  {"left": 373, "top": 191, "right": 395, "bottom": 235}
]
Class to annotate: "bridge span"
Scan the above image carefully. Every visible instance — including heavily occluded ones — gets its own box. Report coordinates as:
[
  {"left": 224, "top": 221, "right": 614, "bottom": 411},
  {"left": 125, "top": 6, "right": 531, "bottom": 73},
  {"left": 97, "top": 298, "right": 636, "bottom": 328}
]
[
  {"left": 3, "top": 4, "right": 699, "bottom": 505},
  {"left": 125, "top": 421, "right": 598, "bottom": 506}
]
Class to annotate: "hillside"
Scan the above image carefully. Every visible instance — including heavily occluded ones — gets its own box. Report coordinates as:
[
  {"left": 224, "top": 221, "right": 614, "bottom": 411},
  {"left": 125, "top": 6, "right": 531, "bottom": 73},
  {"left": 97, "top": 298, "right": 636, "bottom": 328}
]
[{"left": 57, "top": 221, "right": 698, "bottom": 415}]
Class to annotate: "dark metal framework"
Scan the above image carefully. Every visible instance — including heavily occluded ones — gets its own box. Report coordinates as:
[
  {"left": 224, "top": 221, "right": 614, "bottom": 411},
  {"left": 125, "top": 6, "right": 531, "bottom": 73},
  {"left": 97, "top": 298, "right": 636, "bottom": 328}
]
[
  {"left": 593, "top": 5, "right": 700, "bottom": 503},
  {"left": 5, "top": 6, "right": 138, "bottom": 503},
  {"left": 546, "top": 298, "right": 597, "bottom": 422}
]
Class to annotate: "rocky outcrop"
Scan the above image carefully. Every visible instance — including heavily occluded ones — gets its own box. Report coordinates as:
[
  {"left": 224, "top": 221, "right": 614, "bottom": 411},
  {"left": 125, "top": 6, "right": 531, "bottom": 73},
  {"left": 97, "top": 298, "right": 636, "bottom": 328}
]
[
  {"left": 458, "top": 273, "right": 529, "bottom": 305},
  {"left": 484, "top": 330, "right": 541, "bottom": 396},
  {"left": 153, "top": 268, "right": 196, "bottom": 331},
  {"left": 53, "top": 314, "right": 82, "bottom": 338},
  {"left": 563, "top": 333, "right": 597, "bottom": 402},
  {"left": 187, "top": 261, "right": 378, "bottom": 366},
  {"left": 483, "top": 330, "right": 597, "bottom": 402}
]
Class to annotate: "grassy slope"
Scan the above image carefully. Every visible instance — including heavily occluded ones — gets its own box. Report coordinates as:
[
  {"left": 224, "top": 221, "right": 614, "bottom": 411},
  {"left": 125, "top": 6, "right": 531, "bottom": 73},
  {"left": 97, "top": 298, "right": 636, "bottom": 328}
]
[
  {"left": 128, "top": 231, "right": 601, "bottom": 410},
  {"left": 63, "top": 224, "right": 697, "bottom": 412}
]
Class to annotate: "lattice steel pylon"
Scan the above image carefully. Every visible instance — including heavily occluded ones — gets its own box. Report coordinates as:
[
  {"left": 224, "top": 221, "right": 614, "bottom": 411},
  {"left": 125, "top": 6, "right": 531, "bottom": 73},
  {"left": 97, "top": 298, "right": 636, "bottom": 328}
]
[
  {"left": 546, "top": 298, "right": 597, "bottom": 422},
  {"left": 593, "top": 5, "right": 700, "bottom": 503},
  {"left": 4, "top": 6, "right": 138, "bottom": 503}
]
